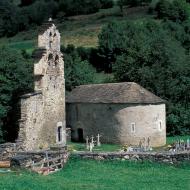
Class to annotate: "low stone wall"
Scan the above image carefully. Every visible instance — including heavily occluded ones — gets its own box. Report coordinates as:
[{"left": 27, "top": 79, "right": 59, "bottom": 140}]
[
  {"left": 0, "top": 143, "right": 17, "bottom": 161},
  {"left": 11, "top": 147, "right": 69, "bottom": 168},
  {"left": 73, "top": 151, "right": 190, "bottom": 164}
]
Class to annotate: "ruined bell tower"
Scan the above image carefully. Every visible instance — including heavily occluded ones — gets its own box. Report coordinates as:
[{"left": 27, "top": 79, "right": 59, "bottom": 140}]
[{"left": 17, "top": 19, "right": 66, "bottom": 151}]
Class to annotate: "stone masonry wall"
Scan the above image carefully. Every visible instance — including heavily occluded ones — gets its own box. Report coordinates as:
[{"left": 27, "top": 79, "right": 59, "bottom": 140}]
[
  {"left": 67, "top": 103, "right": 166, "bottom": 147},
  {"left": 11, "top": 147, "right": 69, "bottom": 168},
  {"left": 0, "top": 143, "right": 17, "bottom": 161},
  {"left": 74, "top": 151, "right": 190, "bottom": 164}
]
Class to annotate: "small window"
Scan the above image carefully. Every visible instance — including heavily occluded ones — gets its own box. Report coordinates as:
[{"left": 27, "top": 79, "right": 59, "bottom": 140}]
[
  {"left": 131, "top": 123, "right": 136, "bottom": 133},
  {"left": 48, "top": 54, "right": 53, "bottom": 61},
  {"left": 158, "top": 120, "right": 162, "bottom": 131},
  {"left": 56, "top": 122, "right": 65, "bottom": 144}
]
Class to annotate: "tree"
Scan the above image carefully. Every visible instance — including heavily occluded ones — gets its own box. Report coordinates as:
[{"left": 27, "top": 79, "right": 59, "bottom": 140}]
[
  {"left": 98, "top": 20, "right": 152, "bottom": 72},
  {"left": 155, "top": 0, "right": 190, "bottom": 23},
  {"left": 0, "top": 47, "right": 33, "bottom": 142},
  {"left": 62, "top": 45, "right": 97, "bottom": 90},
  {"left": 0, "top": 0, "right": 20, "bottom": 37},
  {"left": 26, "top": 0, "right": 58, "bottom": 25}
]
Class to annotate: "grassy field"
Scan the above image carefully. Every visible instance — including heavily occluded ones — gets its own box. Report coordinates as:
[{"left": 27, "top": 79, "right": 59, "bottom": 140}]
[
  {"left": 1, "top": 136, "right": 190, "bottom": 190},
  {"left": 1, "top": 158, "right": 190, "bottom": 190},
  {"left": 68, "top": 142, "right": 122, "bottom": 152}
]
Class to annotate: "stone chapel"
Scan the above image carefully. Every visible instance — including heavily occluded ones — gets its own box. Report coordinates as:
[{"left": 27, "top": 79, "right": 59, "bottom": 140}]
[{"left": 17, "top": 19, "right": 166, "bottom": 150}]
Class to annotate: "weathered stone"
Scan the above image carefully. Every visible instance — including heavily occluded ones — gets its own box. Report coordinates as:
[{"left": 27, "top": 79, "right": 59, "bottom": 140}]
[
  {"left": 11, "top": 155, "right": 32, "bottom": 167},
  {"left": 73, "top": 151, "right": 190, "bottom": 164},
  {"left": 17, "top": 20, "right": 66, "bottom": 151},
  {"left": 67, "top": 103, "right": 166, "bottom": 147},
  {"left": 94, "top": 156, "right": 104, "bottom": 160},
  {"left": 0, "top": 143, "right": 17, "bottom": 161},
  {"left": 124, "top": 155, "right": 130, "bottom": 160},
  {"left": 11, "top": 148, "right": 69, "bottom": 169}
]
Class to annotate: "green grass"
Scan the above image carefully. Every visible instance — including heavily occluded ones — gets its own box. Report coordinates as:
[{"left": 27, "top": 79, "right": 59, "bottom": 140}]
[
  {"left": 68, "top": 142, "right": 122, "bottom": 152},
  {"left": 1, "top": 158, "right": 190, "bottom": 190},
  {"left": 7, "top": 40, "right": 37, "bottom": 54}
]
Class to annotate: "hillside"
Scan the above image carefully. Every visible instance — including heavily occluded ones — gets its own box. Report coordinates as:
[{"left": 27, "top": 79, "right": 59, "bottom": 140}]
[{"left": 0, "top": 5, "right": 153, "bottom": 53}]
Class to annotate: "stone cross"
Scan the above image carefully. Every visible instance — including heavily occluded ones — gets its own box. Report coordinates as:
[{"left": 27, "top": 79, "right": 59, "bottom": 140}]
[
  {"left": 91, "top": 136, "right": 95, "bottom": 148},
  {"left": 86, "top": 136, "right": 89, "bottom": 150},
  {"left": 97, "top": 134, "right": 101, "bottom": 147},
  {"left": 89, "top": 142, "right": 93, "bottom": 152}
]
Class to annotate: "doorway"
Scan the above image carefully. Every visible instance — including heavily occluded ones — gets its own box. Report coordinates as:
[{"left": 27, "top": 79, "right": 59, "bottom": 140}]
[{"left": 77, "top": 128, "right": 84, "bottom": 142}]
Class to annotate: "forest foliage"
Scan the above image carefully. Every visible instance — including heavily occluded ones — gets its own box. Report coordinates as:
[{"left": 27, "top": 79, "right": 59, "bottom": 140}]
[{"left": 0, "top": 0, "right": 114, "bottom": 37}]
